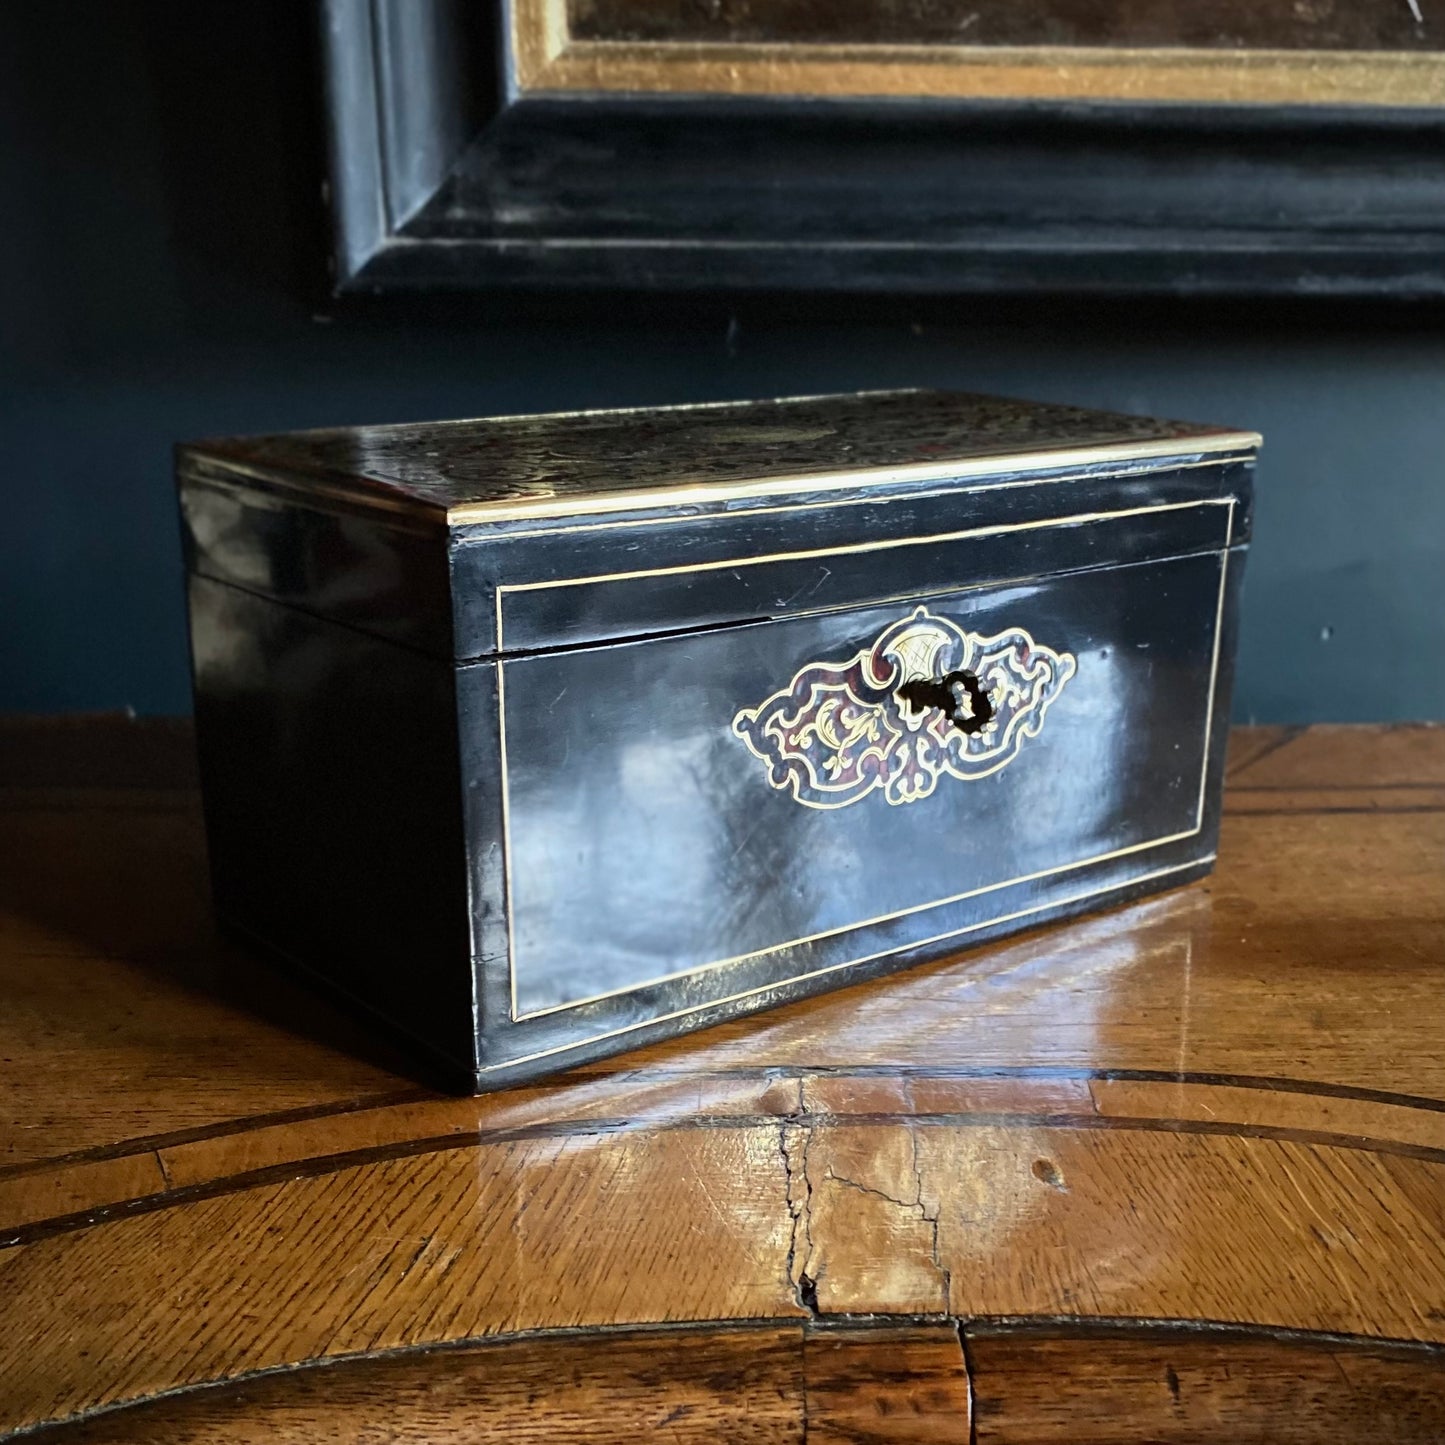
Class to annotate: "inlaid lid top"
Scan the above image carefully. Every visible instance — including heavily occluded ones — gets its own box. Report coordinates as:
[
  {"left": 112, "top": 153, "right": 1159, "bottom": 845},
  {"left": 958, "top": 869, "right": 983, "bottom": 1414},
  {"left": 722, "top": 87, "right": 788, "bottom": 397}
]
[{"left": 181, "top": 388, "right": 1259, "bottom": 526}]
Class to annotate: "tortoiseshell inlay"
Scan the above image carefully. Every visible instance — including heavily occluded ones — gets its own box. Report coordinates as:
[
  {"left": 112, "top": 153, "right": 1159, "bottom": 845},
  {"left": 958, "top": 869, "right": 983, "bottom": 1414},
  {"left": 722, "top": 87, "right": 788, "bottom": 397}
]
[{"left": 733, "top": 606, "right": 1076, "bottom": 809}]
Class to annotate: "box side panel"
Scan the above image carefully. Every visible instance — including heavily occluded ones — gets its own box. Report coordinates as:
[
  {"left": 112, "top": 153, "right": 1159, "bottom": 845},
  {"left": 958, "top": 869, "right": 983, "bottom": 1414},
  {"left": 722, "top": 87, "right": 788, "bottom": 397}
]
[
  {"left": 187, "top": 574, "right": 475, "bottom": 1083},
  {"left": 178, "top": 457, "right": 453, "bottom": 657}
]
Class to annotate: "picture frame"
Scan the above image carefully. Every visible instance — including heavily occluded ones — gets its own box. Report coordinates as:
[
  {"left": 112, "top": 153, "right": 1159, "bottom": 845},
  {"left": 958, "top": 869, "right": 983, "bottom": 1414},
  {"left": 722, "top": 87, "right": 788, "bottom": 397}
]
[{"left": 321, "top": 0, "right": 1445, "bottom": 296}]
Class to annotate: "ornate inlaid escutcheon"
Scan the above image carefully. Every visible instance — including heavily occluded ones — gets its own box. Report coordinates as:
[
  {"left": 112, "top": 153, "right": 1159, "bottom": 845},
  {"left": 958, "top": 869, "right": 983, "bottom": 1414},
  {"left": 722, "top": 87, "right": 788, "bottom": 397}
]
[{"left": 732, "top": 606, "right": 1075, "bottom": 809}]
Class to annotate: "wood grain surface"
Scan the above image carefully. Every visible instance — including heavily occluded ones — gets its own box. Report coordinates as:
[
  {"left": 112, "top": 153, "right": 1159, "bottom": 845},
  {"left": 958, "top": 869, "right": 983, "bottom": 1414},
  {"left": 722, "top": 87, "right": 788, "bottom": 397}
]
[
  {"left": 12, "top": 1323, "right": 972, "bottom": 1445},
  {"left": 2, "top": 720, "right": 1444, "bottom": 1440},
  {"left": 967, "top": 1325, "right": 1445, "bottom": 1444},
  {"left": 14, "top": 1326, "right": 812, "bottom": 1445}
]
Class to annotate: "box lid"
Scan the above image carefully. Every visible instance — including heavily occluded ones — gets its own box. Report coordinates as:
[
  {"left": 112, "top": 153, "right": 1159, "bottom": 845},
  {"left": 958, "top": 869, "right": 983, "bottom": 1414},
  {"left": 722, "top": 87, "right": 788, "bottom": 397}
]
[
  {"left": 179, "top": 389, "right": 1258, "bottom": 662},
  {"left": 179, "top": 389, "right": 1258, "bottom": 529}
]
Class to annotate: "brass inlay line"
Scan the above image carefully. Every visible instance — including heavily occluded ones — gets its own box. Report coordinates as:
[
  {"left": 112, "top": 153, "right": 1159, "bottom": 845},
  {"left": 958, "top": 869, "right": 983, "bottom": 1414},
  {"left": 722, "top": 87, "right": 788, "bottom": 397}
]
[
  {"left": 483, "top": 854, "right": 1213, "bottom": 1071},
  {"left": 510, "top": 825, "right": 1203, "bottom": 1023},
  {"left": 495, "top": 661, "right": 518, "bottom": 1022},
  {"left": 1195, "top": 498, "right": 1237, "bottom": 830},
  {"left": 478, "top": 453, "right": 1248, "bottom": 543},
  {"left": 494, "top": 497, "right": 1233, "bottom": 653},
  {"left": 448, "top": 433, "right": 1259, "bottom": 527},
  {"left": 497, "top": 497, "right": 1234, "bottom": 1026}
]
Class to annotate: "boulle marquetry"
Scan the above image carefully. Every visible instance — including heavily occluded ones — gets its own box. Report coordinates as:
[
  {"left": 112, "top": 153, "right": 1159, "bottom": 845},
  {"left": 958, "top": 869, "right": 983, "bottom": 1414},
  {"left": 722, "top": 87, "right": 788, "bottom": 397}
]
[{"left": 176, "top": 389, "right": 1257, "bottom": 1090}]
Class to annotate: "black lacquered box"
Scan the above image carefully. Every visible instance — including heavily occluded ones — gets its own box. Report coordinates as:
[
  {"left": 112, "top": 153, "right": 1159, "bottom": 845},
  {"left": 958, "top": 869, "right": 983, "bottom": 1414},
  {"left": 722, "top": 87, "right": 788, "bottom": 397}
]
[{"left": 178, "top": 390, "right": 1257, "bottom": 1090}]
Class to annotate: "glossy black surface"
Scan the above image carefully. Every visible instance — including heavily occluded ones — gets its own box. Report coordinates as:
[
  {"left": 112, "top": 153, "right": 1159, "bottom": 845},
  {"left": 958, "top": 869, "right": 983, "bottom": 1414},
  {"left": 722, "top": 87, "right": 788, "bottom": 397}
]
[
  {"left": 187, "top": 575, "right": 474, "bottom": 1082},
  {"left": 179, "top": 463, "right": 453, "bottom": 658},
  {"left": 179, "top": 394, "right": 1254, "bottom": 1090}
]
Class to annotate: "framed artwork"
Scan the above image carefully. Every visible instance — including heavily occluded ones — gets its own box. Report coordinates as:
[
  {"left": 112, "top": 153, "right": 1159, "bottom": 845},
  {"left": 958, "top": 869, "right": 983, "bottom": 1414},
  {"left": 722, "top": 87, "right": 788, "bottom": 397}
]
[
  {"left": 515, "top": 0, "right": 1443, "bottom": 106},
  {"left": 321, "top": 0, "right": 1445, "bottom": 296}
]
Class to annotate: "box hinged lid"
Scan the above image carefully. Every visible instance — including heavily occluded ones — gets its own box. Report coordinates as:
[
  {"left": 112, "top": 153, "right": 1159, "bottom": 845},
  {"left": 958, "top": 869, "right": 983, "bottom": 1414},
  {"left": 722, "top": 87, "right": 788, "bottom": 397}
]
[{"left": 178, "top": 389, "right": 1258, "bottom": 662}]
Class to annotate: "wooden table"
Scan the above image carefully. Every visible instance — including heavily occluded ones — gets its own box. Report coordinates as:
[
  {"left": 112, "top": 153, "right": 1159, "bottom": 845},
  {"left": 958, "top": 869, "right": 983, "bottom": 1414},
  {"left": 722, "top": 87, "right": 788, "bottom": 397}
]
[{"left": 2, "top": 719, "right": 1444, "bottom": 1442}]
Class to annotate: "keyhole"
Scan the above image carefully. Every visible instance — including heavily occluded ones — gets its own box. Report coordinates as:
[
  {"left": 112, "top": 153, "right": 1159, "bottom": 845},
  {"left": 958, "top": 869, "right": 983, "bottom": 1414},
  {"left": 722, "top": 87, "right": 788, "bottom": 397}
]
[{"left": 897, "top": 669, "right": 994, "bottom": 736}]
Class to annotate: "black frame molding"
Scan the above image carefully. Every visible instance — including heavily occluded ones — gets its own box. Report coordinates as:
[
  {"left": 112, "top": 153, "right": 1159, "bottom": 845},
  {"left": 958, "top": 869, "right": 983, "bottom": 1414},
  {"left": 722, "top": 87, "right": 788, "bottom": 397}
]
[{"left": 321, "top": 0, "right": 1445, "bottom": 298}]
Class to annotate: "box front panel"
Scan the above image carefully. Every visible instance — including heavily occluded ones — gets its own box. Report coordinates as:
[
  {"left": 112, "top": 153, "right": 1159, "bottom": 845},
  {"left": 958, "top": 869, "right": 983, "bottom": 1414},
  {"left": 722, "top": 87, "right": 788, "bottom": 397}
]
[{"left": 469, "top": 511, "right": 1237, "bottom": 1068}]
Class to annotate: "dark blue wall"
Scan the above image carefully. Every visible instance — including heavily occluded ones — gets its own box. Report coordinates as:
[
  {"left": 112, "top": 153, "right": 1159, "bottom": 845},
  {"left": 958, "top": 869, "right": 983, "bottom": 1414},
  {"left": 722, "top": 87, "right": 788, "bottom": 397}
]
[{"left": 3, "top": 2, "right": 1443, "bottom": 720}]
